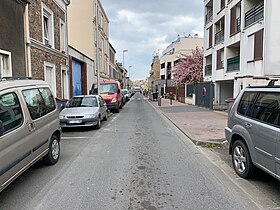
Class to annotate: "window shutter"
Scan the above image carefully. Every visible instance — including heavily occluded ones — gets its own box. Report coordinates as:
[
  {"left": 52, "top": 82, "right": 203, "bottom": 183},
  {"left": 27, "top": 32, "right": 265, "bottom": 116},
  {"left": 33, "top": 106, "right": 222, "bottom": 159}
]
[
  {"left": 216, "top": 49, "right": 221, "bottom": 69},
  {"left": 254, "top": 29, "right": 264, "bottom": 60},
  {"left": 230, "top": 6, "right": 237, "bottom": 36},
  {"left": 209, "top": 26, "right": 213, "bottom": 48}
]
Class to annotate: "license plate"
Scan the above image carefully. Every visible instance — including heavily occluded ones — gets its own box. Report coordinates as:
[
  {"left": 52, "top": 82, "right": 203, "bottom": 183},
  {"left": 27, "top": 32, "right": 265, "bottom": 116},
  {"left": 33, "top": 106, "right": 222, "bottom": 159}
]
[{"left": 68, "top": 120, "right": 82, "bottom": 124}]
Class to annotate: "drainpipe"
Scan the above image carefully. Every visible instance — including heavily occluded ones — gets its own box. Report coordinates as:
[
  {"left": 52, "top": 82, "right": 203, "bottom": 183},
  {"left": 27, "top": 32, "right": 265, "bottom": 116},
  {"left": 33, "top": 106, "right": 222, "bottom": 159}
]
[{"left": 24, "top": 3, "right": 32, "bottom": 77}]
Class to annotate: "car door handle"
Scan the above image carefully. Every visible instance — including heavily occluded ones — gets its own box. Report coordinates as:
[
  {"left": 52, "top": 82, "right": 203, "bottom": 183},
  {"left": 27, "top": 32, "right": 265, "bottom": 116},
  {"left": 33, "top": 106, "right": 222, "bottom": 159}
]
[
  {"left": 28, "top": 122, "right": 35, "bottom": 131},
  {"left": 245, "top": 122, "right": 252, "bottom": 129}
]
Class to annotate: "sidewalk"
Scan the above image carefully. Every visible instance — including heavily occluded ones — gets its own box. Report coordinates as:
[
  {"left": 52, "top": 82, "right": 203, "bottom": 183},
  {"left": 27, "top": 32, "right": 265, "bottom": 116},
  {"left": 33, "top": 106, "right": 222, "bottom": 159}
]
[{"left": 149, "top": 97, "right": 228, "bottom": 145}]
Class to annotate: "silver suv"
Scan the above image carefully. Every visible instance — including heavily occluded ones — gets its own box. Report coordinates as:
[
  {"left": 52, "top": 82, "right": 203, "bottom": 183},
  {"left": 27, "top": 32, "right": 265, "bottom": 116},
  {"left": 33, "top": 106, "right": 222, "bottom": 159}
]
[
  {"left": 0, "top": 78, "right": 61, "bottom": 192},
  {"left": 225, "top": 81, "right": 280, "bottom": 180}
]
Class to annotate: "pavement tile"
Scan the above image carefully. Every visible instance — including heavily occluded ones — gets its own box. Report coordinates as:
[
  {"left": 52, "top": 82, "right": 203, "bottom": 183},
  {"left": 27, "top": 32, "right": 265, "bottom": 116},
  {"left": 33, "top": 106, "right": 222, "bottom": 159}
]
[{"left": 149, "top": 97, "right": 228, "bottom": 144}]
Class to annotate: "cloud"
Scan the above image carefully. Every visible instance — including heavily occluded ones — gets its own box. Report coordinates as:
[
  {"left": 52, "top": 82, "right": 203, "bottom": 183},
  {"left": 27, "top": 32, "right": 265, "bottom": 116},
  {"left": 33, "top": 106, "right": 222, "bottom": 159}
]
[{"left": 101, "top": 0, "right": 204, "bottom": 79}]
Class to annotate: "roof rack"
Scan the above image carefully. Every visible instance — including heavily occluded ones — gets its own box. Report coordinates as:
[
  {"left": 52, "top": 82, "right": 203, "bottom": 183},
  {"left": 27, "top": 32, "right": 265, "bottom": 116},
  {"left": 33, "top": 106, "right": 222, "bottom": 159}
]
[
  {"left": 0, "top": 77, "right": 32, "bottom": 81},
  {"left": 247, "top": 79, "right": 280, "bottom": 88}
]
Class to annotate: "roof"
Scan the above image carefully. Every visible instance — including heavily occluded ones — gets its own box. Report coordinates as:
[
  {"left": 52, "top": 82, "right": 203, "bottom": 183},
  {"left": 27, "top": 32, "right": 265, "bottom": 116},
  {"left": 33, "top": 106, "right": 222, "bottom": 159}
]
[{"left": 0, "top": 79, "right": 49, "bottom": 92}]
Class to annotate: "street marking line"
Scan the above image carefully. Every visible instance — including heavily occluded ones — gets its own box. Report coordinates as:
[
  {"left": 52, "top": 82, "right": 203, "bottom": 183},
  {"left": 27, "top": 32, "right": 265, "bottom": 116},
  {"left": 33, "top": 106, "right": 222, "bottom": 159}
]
[{"left": 61, "top": 137, "right": 90, "bottom": 140}]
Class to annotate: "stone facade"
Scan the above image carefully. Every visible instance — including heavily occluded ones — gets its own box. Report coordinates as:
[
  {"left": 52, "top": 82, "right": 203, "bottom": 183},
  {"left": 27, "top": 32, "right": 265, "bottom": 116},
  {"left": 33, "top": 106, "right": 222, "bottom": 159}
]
[
  {"left": 28, "top": 0, "right": 69, "bottom": 98},
  {"left": 30, "top": 48, "right": 67, "bottom": 98}
]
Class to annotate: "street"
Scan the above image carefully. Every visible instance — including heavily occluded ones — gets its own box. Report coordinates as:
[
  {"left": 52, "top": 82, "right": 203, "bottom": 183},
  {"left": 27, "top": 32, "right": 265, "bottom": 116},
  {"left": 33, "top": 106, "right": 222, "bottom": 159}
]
[{"left": 0, "top": 93, "right": 271, "bottom": 210}]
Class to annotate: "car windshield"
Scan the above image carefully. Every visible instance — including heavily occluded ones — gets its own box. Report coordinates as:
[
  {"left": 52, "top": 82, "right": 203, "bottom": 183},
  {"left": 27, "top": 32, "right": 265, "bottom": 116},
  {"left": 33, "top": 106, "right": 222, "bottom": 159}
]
[
  {"left": 91, "top": 84, "right": 117, "bottom": 94},
  {"left": 67, "top": 97, "right": 98, "bottom": 108}
]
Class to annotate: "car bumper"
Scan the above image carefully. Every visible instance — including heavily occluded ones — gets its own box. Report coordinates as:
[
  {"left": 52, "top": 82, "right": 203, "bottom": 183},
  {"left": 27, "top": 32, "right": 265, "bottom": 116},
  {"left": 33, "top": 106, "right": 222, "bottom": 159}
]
[
  {"left": 107, "top": 103, "right": 119, "bottom": 110},
  {"left": 60, "top": 117, "right": 99, "bottom": 128}
]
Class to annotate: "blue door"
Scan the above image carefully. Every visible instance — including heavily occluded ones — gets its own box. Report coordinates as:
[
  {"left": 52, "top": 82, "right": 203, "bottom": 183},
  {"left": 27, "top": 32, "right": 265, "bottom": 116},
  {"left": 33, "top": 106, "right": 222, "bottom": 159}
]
[{"left": 72, "top": 59, "right": 82, "bottom": 96}]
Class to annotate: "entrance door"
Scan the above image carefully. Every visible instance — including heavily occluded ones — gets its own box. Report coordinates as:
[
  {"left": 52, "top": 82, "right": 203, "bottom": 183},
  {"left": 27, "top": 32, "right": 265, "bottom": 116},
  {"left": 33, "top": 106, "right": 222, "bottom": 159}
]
[{"left": 72, "top": 59, "right": 82, "bottom": 96}]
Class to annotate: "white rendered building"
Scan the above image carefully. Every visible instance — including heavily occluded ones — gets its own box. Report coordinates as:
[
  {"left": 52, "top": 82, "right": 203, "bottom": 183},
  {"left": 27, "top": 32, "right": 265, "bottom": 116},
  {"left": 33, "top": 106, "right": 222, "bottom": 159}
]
[{"left": 204, "top": 0, "right": 279, "bottom": 106}]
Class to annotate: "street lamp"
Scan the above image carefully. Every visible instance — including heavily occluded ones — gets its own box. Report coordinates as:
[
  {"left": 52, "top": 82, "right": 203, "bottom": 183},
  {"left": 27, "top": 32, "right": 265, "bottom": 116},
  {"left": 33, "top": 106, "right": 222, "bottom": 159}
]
[{"left": 122, "top": 49, "right": 128, "bottom": 69}]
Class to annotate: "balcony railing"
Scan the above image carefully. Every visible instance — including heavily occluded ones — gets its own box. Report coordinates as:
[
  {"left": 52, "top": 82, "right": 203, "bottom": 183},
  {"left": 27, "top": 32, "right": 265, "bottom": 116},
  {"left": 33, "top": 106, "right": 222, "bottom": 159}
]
[
  {"left": 227, "top": 56, "right": 240, "bottom": 72},
  {"left": 245, "top": 3, "right": 264, "bottom": 27},
  {"left": 205, "top": 64, "right": 212, "bottom": 76},
  {"left": 205, "top": 10, "right": 213, "bottom": 25},
  {"left": 215, "top": 30, "right": 224, "bottom": 45},
  {"left": 237, "top": 17, "right": 241, "bottom": 33}
]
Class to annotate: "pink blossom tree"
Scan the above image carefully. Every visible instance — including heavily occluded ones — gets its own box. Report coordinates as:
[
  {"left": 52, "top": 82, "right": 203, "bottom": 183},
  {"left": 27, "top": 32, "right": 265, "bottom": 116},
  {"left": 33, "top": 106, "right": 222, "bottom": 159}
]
[{"left": 173, "top": 46, "right": 203, "bottom": 85}]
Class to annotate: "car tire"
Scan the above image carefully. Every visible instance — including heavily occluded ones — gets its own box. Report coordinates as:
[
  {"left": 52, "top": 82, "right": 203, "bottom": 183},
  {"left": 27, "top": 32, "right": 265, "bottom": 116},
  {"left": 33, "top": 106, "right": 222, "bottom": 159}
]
[
  {"left": 43, "top": 135, "right": 60, "bottom": 165},
  {"left": 232, "top": 140, "right": 254, "bottom": 178},
  {"left": 95, "top": 117, "right": 101, "bottom": 129},
  {"left": 115, "top": 107, "right": 120, "bottom": 113}
]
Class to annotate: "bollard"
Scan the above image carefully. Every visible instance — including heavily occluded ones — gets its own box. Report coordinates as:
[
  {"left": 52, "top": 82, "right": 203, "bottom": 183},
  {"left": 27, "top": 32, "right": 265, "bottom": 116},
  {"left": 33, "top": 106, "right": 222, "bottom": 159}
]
[
  {"left": 158, "top": 96, "right": 161, "bottom": 106},
  {"left": 169, "top": 92, "right": 173, "bottom": 105}
]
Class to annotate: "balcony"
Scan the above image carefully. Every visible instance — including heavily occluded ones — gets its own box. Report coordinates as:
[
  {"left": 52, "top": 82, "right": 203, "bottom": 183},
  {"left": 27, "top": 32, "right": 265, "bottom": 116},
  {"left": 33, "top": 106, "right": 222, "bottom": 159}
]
[
  {"left": 215, "top": 30, "right": 224, "bottom": 45},
  {"left": 205, "top": 64, "right": 212, "bottom": 76},
  {"left": 227, "top": 56, "right": 240, "bottom": 72},
  {"left": 205, "top": 10, "right": 213, "bottom": 25},
  {"left": 245, "top": 3, "right": 264, "bottom": 27}
]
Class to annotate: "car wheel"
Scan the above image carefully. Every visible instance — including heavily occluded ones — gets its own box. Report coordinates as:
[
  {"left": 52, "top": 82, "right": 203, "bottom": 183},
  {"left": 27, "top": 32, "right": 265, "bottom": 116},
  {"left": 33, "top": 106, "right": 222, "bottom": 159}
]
[
  {"left": 43, "top": 135, "right": 60, "bottom": 165},
  {"left": 95, "top": 117, "right": 101, "bottom": 129},
  {"left": 115, "top": 107, "right": 120, "bottom": 113},
  {"left": 232, "top": 140, "right": 254, "bottom": 178}
]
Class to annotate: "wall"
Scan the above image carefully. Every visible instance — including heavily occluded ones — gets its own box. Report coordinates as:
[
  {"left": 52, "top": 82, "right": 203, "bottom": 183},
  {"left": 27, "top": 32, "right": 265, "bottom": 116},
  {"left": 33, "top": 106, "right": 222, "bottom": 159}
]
[{"left": 0, "top": 0, "right": 26, "bottom": 76}]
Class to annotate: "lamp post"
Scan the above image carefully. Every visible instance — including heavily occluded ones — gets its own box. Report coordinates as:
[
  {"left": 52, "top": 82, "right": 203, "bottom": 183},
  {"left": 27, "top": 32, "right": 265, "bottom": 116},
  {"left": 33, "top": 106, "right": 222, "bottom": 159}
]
[
  {"left": 122, "top": 49, "right": 128, "bottom": 69},
  {"left": 128, "top": 65, "right": 132, "bottom": 90}
]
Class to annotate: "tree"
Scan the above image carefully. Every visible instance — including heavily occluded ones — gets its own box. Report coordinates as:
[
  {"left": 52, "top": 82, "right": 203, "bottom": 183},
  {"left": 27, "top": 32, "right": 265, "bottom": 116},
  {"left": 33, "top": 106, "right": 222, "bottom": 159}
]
[{"left": 173, "top": 46, "right": 203, "bottom": 85}]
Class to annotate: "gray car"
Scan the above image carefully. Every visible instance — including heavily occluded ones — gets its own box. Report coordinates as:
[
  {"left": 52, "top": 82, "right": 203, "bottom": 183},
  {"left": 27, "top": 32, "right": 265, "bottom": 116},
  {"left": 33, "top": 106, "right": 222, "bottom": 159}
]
[
  {"left": 59, "top": 95, "right": 108, "bottom": 129},
  {"left": 225, "top": 81, "right": 280, "bottom": 180}
]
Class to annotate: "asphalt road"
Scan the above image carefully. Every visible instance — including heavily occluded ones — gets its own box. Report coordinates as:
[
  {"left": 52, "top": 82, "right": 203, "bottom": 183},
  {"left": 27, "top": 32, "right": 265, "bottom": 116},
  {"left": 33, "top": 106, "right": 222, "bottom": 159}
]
[{"left": 0, "top": 93, "right": 262, "bottom": 210}]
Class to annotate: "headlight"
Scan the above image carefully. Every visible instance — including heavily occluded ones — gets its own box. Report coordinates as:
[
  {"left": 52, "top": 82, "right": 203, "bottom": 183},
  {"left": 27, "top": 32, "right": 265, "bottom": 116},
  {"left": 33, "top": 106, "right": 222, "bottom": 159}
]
[
  {"left": 111, "top": 98, "right": 117, "bottom": 102},
  {"left": 59, "top": 115, "right": 66, "bottom": 119},
  {"left": 84, "top": 114, "right": 96, "bottom": 119}
]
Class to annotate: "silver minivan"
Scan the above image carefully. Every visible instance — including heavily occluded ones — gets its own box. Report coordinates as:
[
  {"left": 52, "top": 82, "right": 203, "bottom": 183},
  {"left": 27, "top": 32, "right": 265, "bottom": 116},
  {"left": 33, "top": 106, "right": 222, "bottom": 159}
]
[
  {"left": 225, "top": 83, "right": 280, "bottom": 180},
  {"left": 0, "top": 78, "right": 61, "bottom": 192}
]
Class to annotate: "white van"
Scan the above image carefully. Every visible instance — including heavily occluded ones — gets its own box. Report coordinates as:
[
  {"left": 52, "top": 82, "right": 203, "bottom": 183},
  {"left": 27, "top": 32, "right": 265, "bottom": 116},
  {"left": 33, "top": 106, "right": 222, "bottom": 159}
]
[{"left": 0, "top": 78, "right": 61, "bottom": 193}]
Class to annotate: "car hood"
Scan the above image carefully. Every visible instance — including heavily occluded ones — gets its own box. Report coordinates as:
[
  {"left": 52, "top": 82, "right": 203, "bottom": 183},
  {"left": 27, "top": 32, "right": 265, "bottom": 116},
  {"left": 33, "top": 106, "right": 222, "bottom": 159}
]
[{"left": 60, "top": 107, "right": 99, "bottom": 116}]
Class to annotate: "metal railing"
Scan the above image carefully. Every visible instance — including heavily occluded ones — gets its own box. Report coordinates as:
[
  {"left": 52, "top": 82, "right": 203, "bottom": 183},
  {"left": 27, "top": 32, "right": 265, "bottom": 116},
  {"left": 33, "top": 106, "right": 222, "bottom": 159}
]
[
  {"left": 205, "top": 64, "right": 212, "bottom": 76},
  {"left": 227, "top": 56, "right": 240, "bottom": 72},
  {"left": 205, "top": 9, "right": 213, "bottom": 25},
  {"left": 215, "top": 30, "right": 224, "bottom": 45},
  {"left": 245, "top": 3, "right": 264, "bottom": 27}
]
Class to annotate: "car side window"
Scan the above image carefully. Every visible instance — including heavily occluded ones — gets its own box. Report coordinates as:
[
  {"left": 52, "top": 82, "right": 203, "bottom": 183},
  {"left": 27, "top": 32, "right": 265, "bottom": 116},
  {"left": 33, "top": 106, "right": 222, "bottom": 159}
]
[
  {"left": 237, "top": 92, "right": 257, "bottom": 117},
  {"left": 39, "top": 87, "right": 55, "bottom": 114},
  {"left": 22, "top": 88, "right": 47, "bottom": 120},
  {"left": 252, "top": 92, "right": 280, "bottom": 125},
  {"left": 0, "top": 92, "right": 23, "bottom": 134}
]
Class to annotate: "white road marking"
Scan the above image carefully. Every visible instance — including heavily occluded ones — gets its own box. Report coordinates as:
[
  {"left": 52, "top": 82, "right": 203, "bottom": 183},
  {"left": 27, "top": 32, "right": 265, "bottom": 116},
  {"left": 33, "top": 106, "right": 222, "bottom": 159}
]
[{"left": 137, "top": 98, "right": 141, "bottom": 101}]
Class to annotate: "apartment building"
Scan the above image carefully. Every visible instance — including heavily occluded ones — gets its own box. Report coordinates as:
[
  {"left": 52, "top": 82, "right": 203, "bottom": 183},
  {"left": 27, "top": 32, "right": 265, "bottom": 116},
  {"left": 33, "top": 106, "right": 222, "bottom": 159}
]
[
  {"left": 204, "top": 0, "right": 278, "bottom": 106},
  {"left": 160, "top": 35, "right": 203, "bottom": 95},
  {"left": 109, "top": 43, "right": 118, "bottom": 81},
  {"left": 68, "top": 0, "right": 110, "bottom": 97},
  {"left": 148, "top": 55, "right": 160, "bottom": 93}
]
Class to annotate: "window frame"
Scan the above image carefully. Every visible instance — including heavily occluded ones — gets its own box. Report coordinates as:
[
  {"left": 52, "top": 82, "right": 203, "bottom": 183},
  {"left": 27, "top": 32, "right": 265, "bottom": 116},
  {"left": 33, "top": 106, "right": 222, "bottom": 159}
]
[
  {"left": 41, "top": 3, "right": 54, "bottom": 47},
  {"left": 0, "top": 49, "right": 12, "bottom": 77},
  {"left": 59, "top": 19, "right": 66, "bottom": 52},
  {"left": 44, "top": 62, "right": 56, "bottom": 96}
]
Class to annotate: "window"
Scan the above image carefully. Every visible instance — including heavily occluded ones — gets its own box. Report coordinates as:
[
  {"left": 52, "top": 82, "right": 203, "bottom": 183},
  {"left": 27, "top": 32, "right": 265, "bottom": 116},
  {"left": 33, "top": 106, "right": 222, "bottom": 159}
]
[
  {"left": 44, "top": 62, "right": 56, "bottom": 96},
  {"left": 247, "top": 29, "right": 263, "bottom": 62},
  {"left": 0, "top": 93, "right": 23, "bottom": 134},
  {"left": 252, "top": 92, "right": 280, "bottom": 125},
  {"left": 161, "top": 63, "right": 165, "bottom": 69},
  {"left": 216, "top": 49, "right": 224, "bottom": 69},
  {"left": 39, "top": 87, "right": 55, "bottom": 114},
  {"left": 0, "top": 50, "right": 12, "bottom": 77},
  {"left": 60, "top": 20, "right": 66, "bottom": 52},
  {"left": 42, "top": 4, "right": 54, "bottom": 47},
  {"left": 237, "top": 92, "right": 257, "bottom": 117},
  {"left": 208, "top": 25, "right": 213, "bottom": 48},
  {"left": 220, "top": 0, "right": 225, "bottom": 9}
]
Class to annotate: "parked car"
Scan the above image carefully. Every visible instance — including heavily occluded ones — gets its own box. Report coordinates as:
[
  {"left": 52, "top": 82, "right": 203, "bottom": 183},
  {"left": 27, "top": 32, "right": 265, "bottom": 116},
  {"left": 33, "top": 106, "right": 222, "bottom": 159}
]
[
  {"left": 121, "top": 89, "right": 130, "bottom": 102},
  {"left": 225, "top": 80, "right": 280, "bottom": 180},
  {"left": 90, "top": 81, "right": 123, "bottom": 113},
  {"left": 59, "top": 95, "right": 107, "bottom": 129},
  {"left": 0, "top": 78, "right": 61, "bottom": 193}
]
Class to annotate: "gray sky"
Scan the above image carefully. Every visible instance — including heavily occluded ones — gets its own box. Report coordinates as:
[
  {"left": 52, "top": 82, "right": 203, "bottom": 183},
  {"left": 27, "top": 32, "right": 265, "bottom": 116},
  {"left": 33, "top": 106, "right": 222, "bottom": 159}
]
[{"left": 100, "top": 0, "right": 204, "bottom": 80}]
